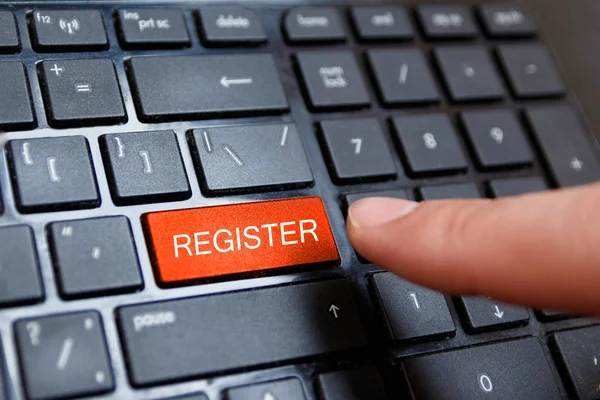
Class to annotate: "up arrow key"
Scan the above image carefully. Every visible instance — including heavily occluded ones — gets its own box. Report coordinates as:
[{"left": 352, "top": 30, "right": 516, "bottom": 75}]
[
  {"left": 329, "top": 304, "right": 340, "bottom": 319},
  {"left": 493, "top": 305, "right": 504, "bottom": 319},
  {"left": 220, "top": 75, "right": 253, "bottom": 88}
]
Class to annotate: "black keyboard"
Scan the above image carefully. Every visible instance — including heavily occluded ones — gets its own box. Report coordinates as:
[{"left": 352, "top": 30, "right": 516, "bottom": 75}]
[{"left": 1, "top": 1, "right": 600, "bottom": 399}]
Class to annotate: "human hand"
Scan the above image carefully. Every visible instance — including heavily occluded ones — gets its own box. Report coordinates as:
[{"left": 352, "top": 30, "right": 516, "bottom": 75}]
[{"left": 346, "top": 183, "right": 600, "bottom": 316}]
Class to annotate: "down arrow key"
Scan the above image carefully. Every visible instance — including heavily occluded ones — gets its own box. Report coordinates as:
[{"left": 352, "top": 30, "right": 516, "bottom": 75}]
[
  {"left": 493, "top": 305, "right": 504, "bottom": 319},
  {"left": 460, "top": 296, "right": 530, "bottom": 333}
]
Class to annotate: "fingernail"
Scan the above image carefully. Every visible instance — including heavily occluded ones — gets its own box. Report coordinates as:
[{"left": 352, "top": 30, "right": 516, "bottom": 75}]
[{"left": 348, "top": 197, "right": 418, "bottom": 228}]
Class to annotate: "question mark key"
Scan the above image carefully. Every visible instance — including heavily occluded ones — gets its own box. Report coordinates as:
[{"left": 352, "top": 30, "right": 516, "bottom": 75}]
[{"left": 15, "top": 311, "right": 113, "bottom": 399}]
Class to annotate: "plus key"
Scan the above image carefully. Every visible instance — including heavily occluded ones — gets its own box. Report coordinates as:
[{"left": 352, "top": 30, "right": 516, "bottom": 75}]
[
  {"left": 526, "top": 106, "right": 600, "bottom": 187},
  {"left": 40, "top": 59, "right": 126, "bottom": 127}
]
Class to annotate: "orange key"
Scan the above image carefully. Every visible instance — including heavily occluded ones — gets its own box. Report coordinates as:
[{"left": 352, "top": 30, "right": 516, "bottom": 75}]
[{"left": 143, "top": 197, "right": 340, "bottom": 285}]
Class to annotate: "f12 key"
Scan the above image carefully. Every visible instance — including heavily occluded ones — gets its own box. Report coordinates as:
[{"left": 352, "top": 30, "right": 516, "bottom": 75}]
[{"left": 30, "top": 10, "right": 108, "bottom": 51}]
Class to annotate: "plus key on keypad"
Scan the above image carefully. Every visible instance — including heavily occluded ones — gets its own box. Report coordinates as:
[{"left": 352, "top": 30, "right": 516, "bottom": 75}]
[
  {"left": 7, "top": 136, "right": 99, "bottom": 213},
  {"left": 39, "top": 59, "right": 126, "bottom": 127},
  {"left": 526, "top": 106, "right": 600, "bottom": 187}
]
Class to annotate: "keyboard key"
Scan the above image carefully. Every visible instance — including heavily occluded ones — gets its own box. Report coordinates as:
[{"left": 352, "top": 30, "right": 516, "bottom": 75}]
[
  {"left": 403, "top": 338, "right": 562, "bottom": 399},
  {"left": 317, "top": 367, "right": 388, "bottom": 400},
  {"left": 419, "top": 183, "right": 481, "bottom": 200},
  {"left": 344, "top": 189, "right": 409, "bottom": 210},
  {"left": 489, "top": 177, "right": 548, "bottom": 197},
  {"left": 351, "top": 6, "right": 413, "bottom": 41},
  {"left": 537, "top": 310, "right": 569, "bottom": 321},
  {"left": 190, "top": 123, "right": 312, "bottom": 194},
  {"left": 553, "top": 325, "right": 600, "bottom": 400},
  {"left": 49, "top": 217, "right": 143, "bottom": 299},
  {"left": 369, "top": 272, "right": 455, "bottom": 341},
  {"left": 392, "top": 114, "right": 468, "bottom": 176},
  {"left": 128, "top": 54, "right": 288, "bottom": 121},
  {"left": 435, "top": 46, "right": 505, "bottom": 102},
  {"left": 16, "top": 312, "right": 113, "bottom": 399},
  {"left": 284, "top": 7, "right": 346, "bottom": 43},
  {"left": 526, "top": 106, "right": 600, "bottom": 187},
  {"left": 0, "top": 12, "right": 19, "bottom": 53},
  {"left": 163, "top": 394, "right": 207, "bottom": 400},
  {"left": 0, "top": 335, "right": 6, "bottom": 400},
  {"left": 296, "top": 51, "right": 370, "bottom": 111},
  {"left": 39, "top": 59, "right": 126, "bottom": 127},
  {"left": 0, "top": 225, "right": 43, "bottom": 307},
  {"left": 459, "top": 297, "right": 529, "bottom": 333},
  {"left": 367, "top": 49, "right": 440, "bottom": 106},
  {"left": 101, "top": 131, "right": 190, "bottom": 205},
  {"left": 478, "top": 5, "right": 537, "bottom": 37},
  {"left": 228, "top": 378, "right": 305, "bottom": 400},
  {"left": 198, "top": 6, "right": 266, "bottom": 45},
  {"left": 417, "top": 5, "right": 478, "bottom": 39},
  {"left": 498, "top": 44, "right": 565, "bottom": 99},
  {"left": 0, "top": 62, "right": 35, "bottom": 130},
  {"left": 117, "top": 279, "right": 366, "bottom": 386},
  {"left": 7, "top": 136, "right": 99, "bottom": 213},
  {"left": 116, "top": 9, "right": 190, "bottom": 49},
  {"left": 319, "top": 118, "right": 396, "bottom": 183},
  {"left": 461, "top": 110, "right": 534, "bottom": 169},
  {"left": 30, "top": 10, "right": 107, "bottom": 51},
  {"left": 143, "top": 197, "right": 339, "bottom": 284}
]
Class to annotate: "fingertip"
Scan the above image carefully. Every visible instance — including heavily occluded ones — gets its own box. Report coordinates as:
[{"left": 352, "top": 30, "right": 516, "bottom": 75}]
[{"left": 347, "top": 197, "right": 418, "bottom": 229}]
